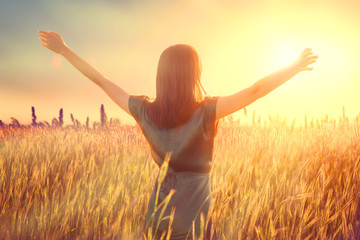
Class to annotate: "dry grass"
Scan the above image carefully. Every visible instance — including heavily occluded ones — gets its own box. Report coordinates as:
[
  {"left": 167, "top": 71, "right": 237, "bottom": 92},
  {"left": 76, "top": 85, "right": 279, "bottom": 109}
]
[{"left": 0, "top": 119, "right": 359, "bottom": 239}]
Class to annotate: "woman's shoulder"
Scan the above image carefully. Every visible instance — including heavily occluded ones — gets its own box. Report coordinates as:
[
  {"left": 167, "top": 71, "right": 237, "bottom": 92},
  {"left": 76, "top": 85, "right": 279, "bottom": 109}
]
[
  {"left": 129, "top": 95, "right": 150, "bottom": 102},
  {"left": 202, "top": 95, "right": 220, "bottom": 111},
  {"left": 201, "top": 96, "right": 220, "bottom": 138},
  {"left": 202, "top": 95, "right": 219, "bottom": 105},
  {"left": 128, "top": 95, "right": 152, "bottom": 122},
  {"left": 203, "top": 95, "right": 219, "bottom": 101}
]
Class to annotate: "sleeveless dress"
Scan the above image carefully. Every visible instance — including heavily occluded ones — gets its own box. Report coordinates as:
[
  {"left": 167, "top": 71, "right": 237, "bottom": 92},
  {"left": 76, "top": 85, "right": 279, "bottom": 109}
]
[{"left": 128, "top": 95, "right": 219, "bottom": 240}]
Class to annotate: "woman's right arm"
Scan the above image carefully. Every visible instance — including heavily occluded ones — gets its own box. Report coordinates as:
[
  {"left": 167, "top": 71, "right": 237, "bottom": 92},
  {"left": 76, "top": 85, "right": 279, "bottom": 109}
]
[
  {"left": 38, "top": 30, "right": 131, "bottom": 115},
  {"left": 215, "top": 48, "right": 318, "bottom": 120}
]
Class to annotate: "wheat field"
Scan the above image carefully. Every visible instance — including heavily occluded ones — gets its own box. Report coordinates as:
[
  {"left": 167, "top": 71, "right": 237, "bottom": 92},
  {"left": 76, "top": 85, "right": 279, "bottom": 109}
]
[{"left": 0, "top": 117, "right": 360, "bottom": 239}]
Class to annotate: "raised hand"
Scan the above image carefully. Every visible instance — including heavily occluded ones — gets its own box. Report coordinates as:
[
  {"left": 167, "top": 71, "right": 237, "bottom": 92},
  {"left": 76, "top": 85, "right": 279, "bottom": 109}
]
[
  {"left": 293, "top": 48, "right": 318, "bottom": 72},
  {"left": 38, "top": 30, "right": 67, "bottom": 55},
  {"left": 216, "top": 48, "right": 319, "bottom": 120},
  {"left": 36, "top": 30, "right": 131, "bottom": 114}
]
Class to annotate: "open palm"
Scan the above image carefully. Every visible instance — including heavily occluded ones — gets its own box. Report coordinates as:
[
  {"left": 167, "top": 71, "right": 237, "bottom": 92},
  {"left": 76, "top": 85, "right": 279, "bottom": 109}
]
[
  {"left": 294, "top": 48, "right": 318, "bottom": 71},
  {"left": 38, "top": 30, "right": 67, "bottom": 54}
]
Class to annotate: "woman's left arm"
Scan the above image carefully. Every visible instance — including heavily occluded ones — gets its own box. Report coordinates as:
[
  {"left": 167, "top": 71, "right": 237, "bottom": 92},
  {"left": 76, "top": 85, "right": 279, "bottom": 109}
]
[{"left": 38, "top": 30, "right": 130, "bottom": 115}]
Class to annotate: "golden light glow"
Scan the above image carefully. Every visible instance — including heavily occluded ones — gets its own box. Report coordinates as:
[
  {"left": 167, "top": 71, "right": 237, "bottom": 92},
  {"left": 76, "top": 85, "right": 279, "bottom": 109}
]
[
  {"left": 1, "top": 0, "right": 360, "bottom": 125},
  {"left": 199, "top": 0, "right": 360, "bottom": 124}
]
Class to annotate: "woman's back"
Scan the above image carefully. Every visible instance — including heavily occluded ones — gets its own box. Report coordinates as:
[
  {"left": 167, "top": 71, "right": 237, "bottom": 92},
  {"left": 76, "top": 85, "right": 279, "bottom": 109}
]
[
  {"left": 129, "top": 95, "right": 219, "bottom": 173},
  {"left": 129, "top": 95, "right": 219, "bottom": 239}
]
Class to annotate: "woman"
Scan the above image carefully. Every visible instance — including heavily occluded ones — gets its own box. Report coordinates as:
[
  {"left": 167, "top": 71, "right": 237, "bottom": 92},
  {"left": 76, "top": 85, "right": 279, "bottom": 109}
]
[{"left": 38, "top": 30, "right": 317, "bottom": 239}]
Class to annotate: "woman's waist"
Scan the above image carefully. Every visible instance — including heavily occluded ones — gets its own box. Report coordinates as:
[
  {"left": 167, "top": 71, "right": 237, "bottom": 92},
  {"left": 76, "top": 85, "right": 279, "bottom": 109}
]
[
  {"left": 158, "top": 168, "right": 210, "bottom": 187},
  {"left": 151, "top": 148, "right": 212, "bottom": 174},
  {"left": 168, "top": 160, "right": 212, "bottom": 174}
]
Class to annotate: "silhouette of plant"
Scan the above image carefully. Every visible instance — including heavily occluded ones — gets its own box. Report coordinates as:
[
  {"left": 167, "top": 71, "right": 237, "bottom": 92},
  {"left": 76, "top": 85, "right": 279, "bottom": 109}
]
[
  {"left": 100, "top": 104, "right": 107, "bottom": 128},
  {"left": 59, "top": 108, "right": 64, "bottom": 127},
  {"left": 86, "top": 117, "right": 89, "bottom": 129},
  {"left": 44, "top": 121, "right": 51, "bottom": 128},
  {"left": 52, "top": 118, "right": 59, "bottom": 128},
  {"left": 10, "top": 117, "right": 21, "bottom": 128},
  {"left": 93, "top": 121, "right": 99, "bottom": 130},
  {"left": 70, "top": 113, "right": 75, "bottom": 126},
  {"left": 31, "top": 106, "right": 37, "bottom": 126}
]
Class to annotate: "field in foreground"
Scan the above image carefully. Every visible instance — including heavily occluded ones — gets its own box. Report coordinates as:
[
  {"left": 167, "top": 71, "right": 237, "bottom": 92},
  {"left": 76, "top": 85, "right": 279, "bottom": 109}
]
[{"left": 0, "top": 120, "right": 360, "bottom": 239}]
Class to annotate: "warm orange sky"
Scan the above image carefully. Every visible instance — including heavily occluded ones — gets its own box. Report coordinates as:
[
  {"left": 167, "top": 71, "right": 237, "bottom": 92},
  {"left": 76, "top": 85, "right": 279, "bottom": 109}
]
[{"left": 1, "top": 0, "right": 359, "bottom": 126}]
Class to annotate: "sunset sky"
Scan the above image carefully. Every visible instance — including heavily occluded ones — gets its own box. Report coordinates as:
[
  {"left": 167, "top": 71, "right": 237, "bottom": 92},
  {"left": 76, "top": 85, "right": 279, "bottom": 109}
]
[{"left": 1, "top": 0, "right": 359, "bottom": 126}]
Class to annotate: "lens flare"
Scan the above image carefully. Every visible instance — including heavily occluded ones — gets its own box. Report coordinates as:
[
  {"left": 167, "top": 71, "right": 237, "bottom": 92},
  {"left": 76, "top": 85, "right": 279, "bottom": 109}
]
[{"left": 51, "top": 55, "right": 62, "bottom": 68}]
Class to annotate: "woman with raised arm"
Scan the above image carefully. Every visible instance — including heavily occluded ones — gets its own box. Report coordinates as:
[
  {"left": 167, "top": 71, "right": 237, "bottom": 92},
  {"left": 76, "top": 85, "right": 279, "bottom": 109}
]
[{"left": 38, "top": 30, "right": 317, "bottom": 239}]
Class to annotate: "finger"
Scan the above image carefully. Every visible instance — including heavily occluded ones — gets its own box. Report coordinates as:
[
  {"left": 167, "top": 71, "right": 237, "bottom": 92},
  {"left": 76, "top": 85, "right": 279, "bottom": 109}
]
[
  {"left": 38, "top": 30, "right": 50, "bottom": 36},
  {"left": 302, "top": 48, "right": 312, "bottom": 54},
  {"left": 41, "top": 42, "right": 49, "bottom": 48},
  {"left": 39, "top": 37, "right": 47, "bottom": 42},
  {"left": 304, "top": 66, "right": 313, "bottom": 71},
  {"left": 307, "top": 60, "right": 317, "bottom": 65},
  {"left": 303, "top": 51, "right": 314, "bottom": 57},
  {"left": 38, "top": 34, "right": 48, "bottom": 39},
  {"left": 301, "top": 49, "right": 312, "bottom": 57},
  {"left": 307, "top": 55, "right": 318, "bottom": 60},
  {"left": 49, "top": 31, "right": 60, "bottom": 37}
]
